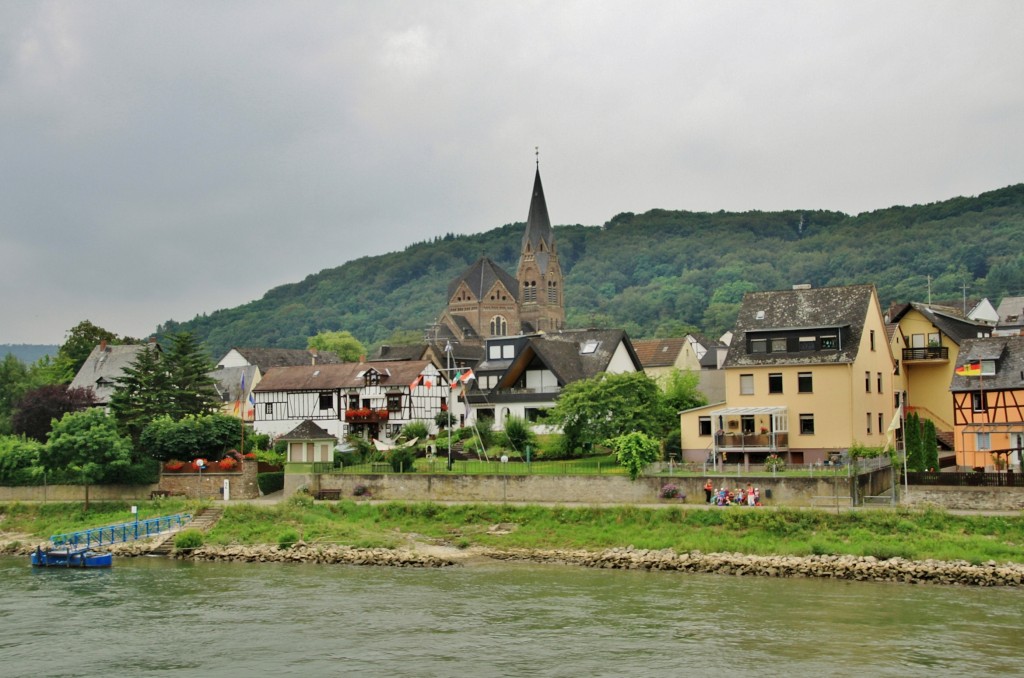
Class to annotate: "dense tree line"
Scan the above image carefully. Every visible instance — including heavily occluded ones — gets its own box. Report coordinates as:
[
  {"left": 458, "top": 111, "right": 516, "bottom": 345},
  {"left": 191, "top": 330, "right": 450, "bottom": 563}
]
[{"left": 151, "top": 183, "right": 1024, "bottom": 356}]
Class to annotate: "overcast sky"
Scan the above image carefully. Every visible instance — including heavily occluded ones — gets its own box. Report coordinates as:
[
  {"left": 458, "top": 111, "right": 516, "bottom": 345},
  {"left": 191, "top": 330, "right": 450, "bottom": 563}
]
[{"left": 1, "top": 1, "right": 1021, "bottom": 346}]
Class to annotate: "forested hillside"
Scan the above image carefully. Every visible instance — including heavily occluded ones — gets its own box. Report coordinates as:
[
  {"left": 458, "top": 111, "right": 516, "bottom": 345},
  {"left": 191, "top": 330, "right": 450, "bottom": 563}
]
[{"left": 160, "top": 184, "right": 1024, "bottom": 359}]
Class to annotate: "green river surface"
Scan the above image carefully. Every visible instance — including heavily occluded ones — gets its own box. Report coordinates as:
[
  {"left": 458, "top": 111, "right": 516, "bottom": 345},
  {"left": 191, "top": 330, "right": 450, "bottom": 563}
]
[{"left": 2, "top": 555, "right": 1022, "bottom": 677}]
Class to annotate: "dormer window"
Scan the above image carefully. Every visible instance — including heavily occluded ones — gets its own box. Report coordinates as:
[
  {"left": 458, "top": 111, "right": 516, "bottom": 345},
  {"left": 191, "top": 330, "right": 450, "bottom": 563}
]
[
  {"left": 750, "top": 339, "right": 767, "bottom": 354},
  {"left": 821, "top": 335, "right": 838, "bottom": 350},
  {"left": 364, "top": 370, "right": 380, "bottom": 386},
  {"left": 798, "top": 336, "right": 816, "bottom": 351},
  {"left": 770, "top": 338, "right": 787, "bottom": 353}
]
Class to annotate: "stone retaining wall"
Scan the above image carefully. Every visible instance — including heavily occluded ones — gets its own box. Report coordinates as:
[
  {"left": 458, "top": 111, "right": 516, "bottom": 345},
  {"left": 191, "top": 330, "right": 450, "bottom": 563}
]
[
  {"left": 901, "top": 485, "right": 1024, "bottom": 511},
  {"left": 0, "top": 483, "right": 160, "bottom": 502},
  {"left": 288, "top": 471, "right": 871, "bottom": 506},
  {"left": 158, "top": 460, "right": 260, "bottom": 500}
]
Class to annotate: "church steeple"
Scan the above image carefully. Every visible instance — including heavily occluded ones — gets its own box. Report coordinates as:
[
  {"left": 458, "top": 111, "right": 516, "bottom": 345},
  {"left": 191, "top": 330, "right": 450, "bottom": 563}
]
[
  {"left": 521, "top": 166, "right": 555, "bottom": 273},
  {"left": 516, "top": 158, "right": 565, "bottom": 333}
]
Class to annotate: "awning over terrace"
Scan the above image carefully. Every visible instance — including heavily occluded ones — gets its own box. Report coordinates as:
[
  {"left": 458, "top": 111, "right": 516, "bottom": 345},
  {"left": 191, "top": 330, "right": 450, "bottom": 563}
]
[{"left": 708, "top": 406, "right": 789, "bottom": 433}]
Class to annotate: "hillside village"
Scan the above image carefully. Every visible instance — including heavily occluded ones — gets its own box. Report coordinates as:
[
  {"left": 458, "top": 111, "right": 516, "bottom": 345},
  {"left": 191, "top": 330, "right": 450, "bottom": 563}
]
[{"left": 57, "top": 169, "right": 1024, "bottom": 485}]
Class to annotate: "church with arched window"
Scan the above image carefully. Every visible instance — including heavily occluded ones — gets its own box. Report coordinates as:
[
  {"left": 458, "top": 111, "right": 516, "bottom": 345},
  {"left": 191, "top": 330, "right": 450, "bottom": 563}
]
[{"left": 435, "top": 164, "right": 566, "bottom": 343}]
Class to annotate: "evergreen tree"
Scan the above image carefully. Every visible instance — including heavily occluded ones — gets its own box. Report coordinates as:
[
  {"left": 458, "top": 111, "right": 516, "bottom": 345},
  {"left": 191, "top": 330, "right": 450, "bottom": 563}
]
[
  {"left": 922, "top": 418, "right": 939, "bottom": 472},
  {"left": 109, "top": 343, "right": 170, "bottom": 445},
  {"left": 163, "top": 332, "right": 220, "bottom": 419},
  {"left": 904, "top": 412, "right": 924, "bottom": 472}
]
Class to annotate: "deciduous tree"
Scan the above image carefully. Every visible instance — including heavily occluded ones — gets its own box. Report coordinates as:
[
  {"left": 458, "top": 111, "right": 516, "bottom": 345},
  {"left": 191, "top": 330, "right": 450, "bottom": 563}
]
[
  {"left": 549, "top": 371, "right": 674, "bottom": 456},
  {"left": 11, "top": 385, "right": 95, "bottom": 442},
  {"left": 308, "top": 330, "right": 366, "bottom": 362},
  {"left": 42, "top": 408, "right": 132, "bottom": 509}
]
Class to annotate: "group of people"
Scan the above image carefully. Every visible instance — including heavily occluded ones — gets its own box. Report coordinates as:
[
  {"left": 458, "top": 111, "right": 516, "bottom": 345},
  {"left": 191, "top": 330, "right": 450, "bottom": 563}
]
[{"left": 702, "top": 480, "right": 762, "bottom": 507}]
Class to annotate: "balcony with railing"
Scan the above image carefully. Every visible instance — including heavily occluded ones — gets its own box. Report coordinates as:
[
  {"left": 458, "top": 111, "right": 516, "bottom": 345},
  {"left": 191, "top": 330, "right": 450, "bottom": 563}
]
[
  {"left": 902, "top": 346, "right": 949, "bottom": 362},
  {"left": 715, "top": 431, "right": 789, "bottom": 451}
]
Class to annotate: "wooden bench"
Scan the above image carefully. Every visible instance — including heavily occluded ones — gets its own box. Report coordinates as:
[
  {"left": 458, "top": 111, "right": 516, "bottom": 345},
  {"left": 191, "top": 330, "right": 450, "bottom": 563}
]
[{"left": 314, "top": 489, "right": 342, "bottom": 500}]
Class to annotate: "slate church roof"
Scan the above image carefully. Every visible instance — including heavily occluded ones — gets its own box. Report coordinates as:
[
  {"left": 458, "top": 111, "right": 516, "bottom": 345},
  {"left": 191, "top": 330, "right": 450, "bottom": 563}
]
[{"left": 446, "top": 256, "right": 519, "bottom": 302}]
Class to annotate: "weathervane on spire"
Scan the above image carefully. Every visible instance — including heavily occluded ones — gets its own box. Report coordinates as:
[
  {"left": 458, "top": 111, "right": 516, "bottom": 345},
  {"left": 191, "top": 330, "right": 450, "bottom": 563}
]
[{"left": 535, "top": 146, "right": 539, "bottom": 168}]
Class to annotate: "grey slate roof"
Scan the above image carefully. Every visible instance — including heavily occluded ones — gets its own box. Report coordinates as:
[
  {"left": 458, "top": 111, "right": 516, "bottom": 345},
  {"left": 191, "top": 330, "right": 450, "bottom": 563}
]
[
  {"left": 69, "top": 343, "right": 155, "bottom": 405},
  {"left": 372, "top": 344, "right": 427, "bottom": 362},
  {"left": 446, "top": 257, "right": 519, "bottom": 303},
  {"left": 521, "top": 167, "right": 555, "bottom": 275},
  {"left": 279, "top": 420, "right": 337, "bottom": 442},
  {"left": 951, "top": 336, "right": 1024, "bottom": 392},
  {"left": 995, "top": 296, "right": 1024, "bottom": 330},
  {"left": 209, "top": 365, "right": 259, "bottom": 404},
  {"left": 890, "top": 302, "right": 992, "bottom": 345},
  {"left": 725, "top": 285, "right": 875, "bottom": 368},
  {"left": 230, "top": 348, "right": 342, "bottom": 373},
  {"left": 254, "top": 360, "right": 434, "bottom": 392},
  {"left": 496, "top": 329, "right": 640, "bottom": 389}
]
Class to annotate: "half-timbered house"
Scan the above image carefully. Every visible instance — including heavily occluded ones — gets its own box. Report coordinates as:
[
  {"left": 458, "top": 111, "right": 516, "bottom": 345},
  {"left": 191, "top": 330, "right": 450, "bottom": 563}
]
[
  {"left": 951, "top": 336, "right": 1024, "bottom": 471},
  {"left": 251, "top": 360, "right": 449, "bottom": 441}
]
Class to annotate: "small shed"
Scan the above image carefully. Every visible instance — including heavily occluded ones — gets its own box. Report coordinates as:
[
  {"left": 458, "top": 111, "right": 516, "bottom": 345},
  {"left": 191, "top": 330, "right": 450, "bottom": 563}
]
[{"left": 279, "top": 420, "right": 338, "bottom": 464}]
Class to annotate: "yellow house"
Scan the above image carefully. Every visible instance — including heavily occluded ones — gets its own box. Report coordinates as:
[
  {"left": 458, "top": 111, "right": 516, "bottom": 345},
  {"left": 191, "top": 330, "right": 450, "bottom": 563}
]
[
  {"left": 886, "top": 302, "right": 992, "bottom": 447},
  {"left": 680, "top": 284, "right": 896, "bottom": 467}
]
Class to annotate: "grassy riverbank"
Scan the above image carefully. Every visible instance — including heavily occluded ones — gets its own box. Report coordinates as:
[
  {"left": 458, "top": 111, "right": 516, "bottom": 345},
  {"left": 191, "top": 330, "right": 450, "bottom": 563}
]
[{"left": 3, "top": 498, "right": 1024, "bottom": 565}]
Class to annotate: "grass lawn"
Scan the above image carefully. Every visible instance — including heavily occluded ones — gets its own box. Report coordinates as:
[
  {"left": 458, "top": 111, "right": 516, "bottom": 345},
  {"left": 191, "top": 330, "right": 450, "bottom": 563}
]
[{"left": 4, "top": 499, "right": 1023, "bottom": 565}]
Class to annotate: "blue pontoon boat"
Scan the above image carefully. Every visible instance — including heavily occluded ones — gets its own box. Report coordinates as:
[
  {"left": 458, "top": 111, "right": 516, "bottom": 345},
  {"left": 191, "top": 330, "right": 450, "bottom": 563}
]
[{"left": 31, "top": 545, "right": 113, "bottom": 568}]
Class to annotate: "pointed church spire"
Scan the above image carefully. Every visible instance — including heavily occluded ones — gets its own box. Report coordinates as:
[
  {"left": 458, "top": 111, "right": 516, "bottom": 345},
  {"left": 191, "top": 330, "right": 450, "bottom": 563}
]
[{"left": 521, "top": 164, "right": 554, "bottom": 269}]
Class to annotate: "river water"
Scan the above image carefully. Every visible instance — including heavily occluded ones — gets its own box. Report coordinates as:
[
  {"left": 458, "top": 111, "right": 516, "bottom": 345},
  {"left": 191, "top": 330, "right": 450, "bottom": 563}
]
[{"left": 2, "top": 555, "right": 1022, "bottom": 677}]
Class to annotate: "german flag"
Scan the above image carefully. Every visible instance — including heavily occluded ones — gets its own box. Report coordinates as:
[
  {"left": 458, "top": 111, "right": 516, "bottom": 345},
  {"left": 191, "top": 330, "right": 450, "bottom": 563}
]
[{"left": 955, "top": 361, "right": 982, "bottom": 376}]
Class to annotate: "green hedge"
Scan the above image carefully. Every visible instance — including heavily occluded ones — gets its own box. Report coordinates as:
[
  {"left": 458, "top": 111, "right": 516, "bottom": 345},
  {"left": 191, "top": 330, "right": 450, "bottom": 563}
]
[{"left": 258, "top": 472, "right": 284, "bottom": 495}]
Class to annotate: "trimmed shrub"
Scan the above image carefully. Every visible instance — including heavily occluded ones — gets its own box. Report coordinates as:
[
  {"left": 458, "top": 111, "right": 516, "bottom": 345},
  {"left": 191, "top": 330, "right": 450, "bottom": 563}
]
[{"left": 257, "top": 472, "right": 284, "bottom": 495}]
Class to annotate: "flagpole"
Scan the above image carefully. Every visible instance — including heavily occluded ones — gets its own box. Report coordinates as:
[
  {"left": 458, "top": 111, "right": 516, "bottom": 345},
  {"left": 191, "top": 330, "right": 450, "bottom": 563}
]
[{"left": 446, "top": 342, "right": 453, "bottom": 471}]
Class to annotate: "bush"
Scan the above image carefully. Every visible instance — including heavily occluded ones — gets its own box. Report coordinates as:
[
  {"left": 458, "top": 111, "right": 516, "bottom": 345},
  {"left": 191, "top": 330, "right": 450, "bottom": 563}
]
[
  {"left": 278, "top": 529, "right": 299, "bottom": 549},
  {"left": 764, "top": 454, "right": 786, "bottom": 472},
  {"left": 399, "top": 420, "right": 430, "bottom": 443},
  {"left": 474, "top": 416, "right": 495, "bottom": 449},
  {"left": 174, "top": 529, "right": 204, "bottom": 550},
  {"left": 388, "top": 446, "right": 416, "bottom": 473},
  {"left": 503, "top": 415, "right": 535, "bottom": 452},
  {"left": 257, "top": 472, "right": 284, "bottom": 495}
]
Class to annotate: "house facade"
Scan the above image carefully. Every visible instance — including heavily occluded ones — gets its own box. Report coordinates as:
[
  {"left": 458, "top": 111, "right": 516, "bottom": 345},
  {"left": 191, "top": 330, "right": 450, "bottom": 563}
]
[
  {"left": 465, "top": 329, "right": 642, "bottom": 429},
  {"left": 886, "top": 302, "right": 992, "bottom": 443},
  {"left": 679, "top": 284, "right": 896, "bottom": 467},
  {"left": 950, "top": 336, "right": 1024, "bottom": 471},
  {"left": 251, "top": 360, "right": 449, "bottom": 441},
  {"left": 632, "top": 335, "right": 727, "bottom": 403}
]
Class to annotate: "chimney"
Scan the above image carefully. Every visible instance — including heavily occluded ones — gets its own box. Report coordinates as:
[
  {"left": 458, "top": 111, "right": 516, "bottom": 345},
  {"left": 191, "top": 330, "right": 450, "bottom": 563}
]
[
  {"left": 99, "top": 339, "right": 107, "bottom": 352},
  {"left": 359, "top": 354, "right": 366, "bottom": 363}
]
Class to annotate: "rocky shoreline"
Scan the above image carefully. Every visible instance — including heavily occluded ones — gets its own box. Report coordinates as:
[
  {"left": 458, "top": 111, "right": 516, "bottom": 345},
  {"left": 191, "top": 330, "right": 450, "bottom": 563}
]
[{"left": 4, "top": 537, "right": 1023, "bottom": 586}]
